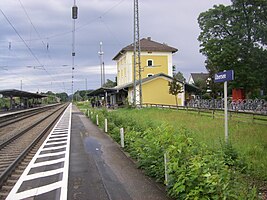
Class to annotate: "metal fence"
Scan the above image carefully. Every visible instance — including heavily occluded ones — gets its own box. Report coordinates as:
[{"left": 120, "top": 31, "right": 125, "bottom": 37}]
[{"left": 187, "top": 99, "right": 267, "bottom": 114}]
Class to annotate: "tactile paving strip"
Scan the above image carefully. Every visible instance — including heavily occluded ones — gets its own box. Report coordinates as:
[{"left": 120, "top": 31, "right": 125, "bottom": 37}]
[{"left": 6, "top": 104, "right": 72, "bottom": 200}]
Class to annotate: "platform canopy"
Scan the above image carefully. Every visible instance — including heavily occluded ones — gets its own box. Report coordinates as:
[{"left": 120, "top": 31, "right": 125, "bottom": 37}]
[
  {"left": 0, "top": 89, "right": 46, "bottom": 98},
  {"left": 87, "top": 87, "right": 117, "bottom": 97}
]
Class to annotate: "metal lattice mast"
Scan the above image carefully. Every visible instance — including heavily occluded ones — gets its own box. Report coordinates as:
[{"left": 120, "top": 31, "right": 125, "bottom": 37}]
[{"left": 133, "top": 0, "right": 142, "bottom": 107}]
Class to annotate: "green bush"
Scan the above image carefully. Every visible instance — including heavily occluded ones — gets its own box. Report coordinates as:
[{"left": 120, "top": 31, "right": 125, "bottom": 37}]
[{"left": 78, "top": 106, "right": 259, "bottom": 199}]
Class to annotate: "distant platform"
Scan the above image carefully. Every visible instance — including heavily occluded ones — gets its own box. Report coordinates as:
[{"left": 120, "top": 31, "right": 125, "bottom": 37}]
[{"left": 0, "top": 89, "right": 46, "bottom": 99}]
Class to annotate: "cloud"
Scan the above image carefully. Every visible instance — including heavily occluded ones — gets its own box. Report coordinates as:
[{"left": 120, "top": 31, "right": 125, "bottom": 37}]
[{"left": 0, "top": 0, "right": 231, "bottom": 94}]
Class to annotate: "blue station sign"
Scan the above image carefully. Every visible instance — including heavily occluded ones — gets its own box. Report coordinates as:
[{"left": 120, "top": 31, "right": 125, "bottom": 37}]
[{"left": 214, "top": 70, "right": 234, "bottom": 83}]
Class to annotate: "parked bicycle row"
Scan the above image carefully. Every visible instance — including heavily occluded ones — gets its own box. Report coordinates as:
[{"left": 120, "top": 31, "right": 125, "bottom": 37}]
[{"left": 187, "top": 99, "right": 267, "bottom": 114}]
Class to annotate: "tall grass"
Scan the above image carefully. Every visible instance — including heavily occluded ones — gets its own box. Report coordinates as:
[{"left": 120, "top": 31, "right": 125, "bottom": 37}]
[
  {"left": 77, "top": 102, "right": 266, "bottom": 198},
  {"left": 111, "top": 108, "right": 266, "bottom": 180}
]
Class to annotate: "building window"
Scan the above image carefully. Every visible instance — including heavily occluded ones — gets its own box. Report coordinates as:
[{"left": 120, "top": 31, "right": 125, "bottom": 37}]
[
  {"left": 147, "top": 59, "right": 153, "bottom": 67},
  {"left": 147, "top": 73, "right": 154, "bottom": 77}
]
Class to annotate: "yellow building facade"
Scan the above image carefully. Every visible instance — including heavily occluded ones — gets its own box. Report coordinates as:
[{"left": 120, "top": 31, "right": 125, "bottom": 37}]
[{"left": 112, "top": 37, "right": 185, "bottom": 106}]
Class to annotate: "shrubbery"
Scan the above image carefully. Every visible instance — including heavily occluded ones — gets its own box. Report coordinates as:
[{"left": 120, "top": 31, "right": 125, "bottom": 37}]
[{"left": 84, "top": 107, "right": 259, "bottom": 199}]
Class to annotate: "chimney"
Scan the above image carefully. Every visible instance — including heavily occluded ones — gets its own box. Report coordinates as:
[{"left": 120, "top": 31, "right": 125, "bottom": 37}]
[{"left": 147, "top": 37, "right": 151, "bottom": 41}]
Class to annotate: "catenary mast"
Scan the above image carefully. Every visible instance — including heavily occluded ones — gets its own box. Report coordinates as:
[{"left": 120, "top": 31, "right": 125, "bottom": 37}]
[
  {"left": 72, "top": 0, "right": 78, "bottom": 101},
  {"left": 133, "top": 0, "right": 142, "bottom": 107}
]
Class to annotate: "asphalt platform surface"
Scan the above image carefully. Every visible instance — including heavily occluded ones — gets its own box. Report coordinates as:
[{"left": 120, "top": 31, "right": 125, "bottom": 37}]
[{"left": 68, "top": 105, "right": 171, "bottom": 200}]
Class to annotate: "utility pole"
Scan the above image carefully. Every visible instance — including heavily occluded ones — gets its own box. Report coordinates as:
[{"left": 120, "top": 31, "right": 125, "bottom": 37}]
[
  {"left": 72, "top": 0, "right": 78, "bottom": 102},
  {"left": 98, "top": 42, "right": 105, "bottom": 86},
  {"left": 133, "top": 0, "right": 142, "bottom": 107},
  {"left": 85, "top": 78, "right": 88, "bottom": 101}
]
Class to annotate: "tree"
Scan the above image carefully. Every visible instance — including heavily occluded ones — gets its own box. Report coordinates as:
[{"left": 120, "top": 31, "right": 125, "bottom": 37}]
[
  {"left": 72, "top": 90, "right": 91, "bottom": 101},
  {"left": 56, "top": 92, "right": 68, "bottom": 102},
  {"left": 102, "top": 79, "right": 116, "bottom": 88},
  {"left": 168, "top": 78, "right": 183, "bottom": 106},
  {"left": 173, "top": 71, "right": 186, "bottom": 82},
  {"left": 198, "top": 0, "right": 267, "bottom": 98}
]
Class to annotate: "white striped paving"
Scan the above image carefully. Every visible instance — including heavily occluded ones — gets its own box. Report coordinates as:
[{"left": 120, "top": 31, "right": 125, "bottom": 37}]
[
  {"left": 6, "top": 104, "right": 72, "bottom": 200},
  {"left": 22, "top": 168, "right": 64, "bottom": 182},
  {"left": 31, "top": 158, "right": 65, "bottom": 168},
  {"left": 40, "top": 146, "right": 67, "bottom": 152},
  {"left": 37, "top": 152, "right": 65, "bottom": 158}
]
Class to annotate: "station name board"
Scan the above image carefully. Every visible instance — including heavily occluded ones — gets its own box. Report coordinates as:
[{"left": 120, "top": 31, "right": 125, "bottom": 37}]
[{"left": 214, "top": 70, "right": 234, "bottom": 83}]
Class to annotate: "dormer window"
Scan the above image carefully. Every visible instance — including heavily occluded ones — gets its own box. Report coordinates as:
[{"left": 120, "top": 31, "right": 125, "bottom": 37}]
[{"left": 147, "top": 59, "right": 153, "bottom": 67}]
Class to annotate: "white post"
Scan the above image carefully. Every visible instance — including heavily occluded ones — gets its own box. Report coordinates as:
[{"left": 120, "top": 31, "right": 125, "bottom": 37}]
[
  {"left": 96, "top": 114, "right": 99, "bottom": 126},
  {"left": 164, "top": 152, "right": 169, "bottom": 186},
  {"left": 224, "top": 81, "right": 228, "bottom": 143},
  {"left": 105, "top": 91, "right": 108, "bottom": 108},
  {"left": 105, "top": 119, "right": 108, "bottom": 133},
  {"left": 120, "top": 128, "right": 124, "bottom": 148}
]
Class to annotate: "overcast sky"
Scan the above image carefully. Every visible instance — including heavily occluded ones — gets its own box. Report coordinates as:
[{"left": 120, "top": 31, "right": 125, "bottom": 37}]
[{"left": 0, "top": 0, "right": 230, "bottom": 94}]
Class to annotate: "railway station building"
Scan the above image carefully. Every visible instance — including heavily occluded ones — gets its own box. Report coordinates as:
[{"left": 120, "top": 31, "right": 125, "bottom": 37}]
[{"left": 89, "top": 37, "right": 198, "bottom": 107}]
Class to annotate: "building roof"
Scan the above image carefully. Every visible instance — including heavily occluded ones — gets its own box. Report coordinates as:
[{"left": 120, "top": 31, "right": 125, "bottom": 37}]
[
  {"left": 89, "top": 73, "right": 200, "bottom": 96},
  {"left": 113, "top": 73, "right": 178, "bottom": 90},
  {"left": 190, "top": 73, "right": 209, "bottom": 83},
  {"left": 87, "top": 87, "right": 117, "bottom": 97},
  {"left": 113, "top": 37, "right": 178, "bottom": 60},
  {"left": 0, "top": 89, "right": 46, "bottom": 98}
]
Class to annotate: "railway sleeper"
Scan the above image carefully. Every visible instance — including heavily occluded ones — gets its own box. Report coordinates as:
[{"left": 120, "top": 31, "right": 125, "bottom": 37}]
[
  {"left": 0, "top": 169, "right": 9, "bottom": 173},
  {"left": 23, "top": 158, "right": 32, "bottom": 162},
  {"left": 0, "top": 163, "right": 13, "bottom": 168},
  {"left": 5, "top": 179, "right": 17, "bottom": 186},
  {"left": 10, "top": 174, "right": 21, "bottom": 179},
  {"left": 28, "top": 152, "right": 36, "bottom": 157},
  {"left": 1, "top": 155, "right": 17, "bottom": 160},
  {"left": 0, "top": 161, "right": 11, "bottom": 166},
  {"left": 14, "top": 169, "right": 24, "bottom": 174},
  {"left": 0, "top": 191, "right": 9, "bottom": 199},
  {"left": 1, "top": 185, "right": 13, "bottom": 192},
  {"left": 17, "top": 165, "right": 26, "bottom": 170},
  {"left": 20, "top": 161, "right": 29, "bottom": 166},
  {"left": 0, "top": 156, "right": 16, "bottom": 162},
  {"left": 0, "top": 151, "right": 21, "bottom": 155}
]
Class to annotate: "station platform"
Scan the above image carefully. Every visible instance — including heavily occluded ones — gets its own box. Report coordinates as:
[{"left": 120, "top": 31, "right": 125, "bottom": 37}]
[{"left": 6, "top": 104, "right": 170, "bottom": 200}]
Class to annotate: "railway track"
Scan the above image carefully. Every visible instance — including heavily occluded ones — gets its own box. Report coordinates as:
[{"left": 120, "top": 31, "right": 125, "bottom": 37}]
[
  {"left": 0, "top": 103, "right": 69, "bottom": 199},
  {"left": 0, "top": 104, "right": 60, "bottom": 128},
  {"left": 0, "top": 104, "right": 62, "bottom": 145}
]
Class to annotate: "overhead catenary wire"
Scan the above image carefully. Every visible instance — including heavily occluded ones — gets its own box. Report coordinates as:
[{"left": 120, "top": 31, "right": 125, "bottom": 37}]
[
  {"left": 18, "top": 0, "right": 46, "bottom": 48},
  {"left": 3, "top": 0, "right": 126, "bottom": 43},
  {"left": 17, "top": 0, "right": 66, "bottom": 91},
  {"left": 0, "top": 8, "right": 43, "bottom": 68},
  {"left": 3, "top": 42, "right": 66, "bottom": 92},
  {"left": 1, "top": 0, "right": 126, "bottom": 93},
  {"left": 18, "top": 0, "right": 53, "bottom": 60},
  {"left": 0, "top": 7, "right": 65, "bottom": 92}
]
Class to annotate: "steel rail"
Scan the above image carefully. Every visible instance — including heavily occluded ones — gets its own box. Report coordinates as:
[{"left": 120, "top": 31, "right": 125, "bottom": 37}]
[
  {"left": 0, "top": 104, "right": 68, "bottom": 187},
  {"left": 0, "top": 103, "right": 60, "bottom": 125},
  {"left": 0, "top": 107, "right": 55, "bottom": 129},
  {"left": 0, "top": 104, "right": 65, "bottom": 150}
]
